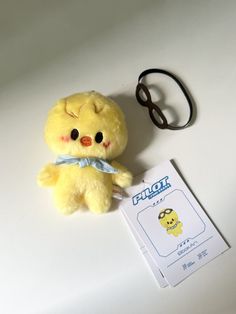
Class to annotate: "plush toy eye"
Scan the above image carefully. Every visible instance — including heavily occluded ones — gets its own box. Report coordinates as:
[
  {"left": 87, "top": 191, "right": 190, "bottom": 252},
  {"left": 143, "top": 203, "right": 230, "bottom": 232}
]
[
  {"left": 71, "top": 129, "right": 79, "bottom": 140},
  {"left": 95, "top": 132, "right": 103, "bottom": 143}
]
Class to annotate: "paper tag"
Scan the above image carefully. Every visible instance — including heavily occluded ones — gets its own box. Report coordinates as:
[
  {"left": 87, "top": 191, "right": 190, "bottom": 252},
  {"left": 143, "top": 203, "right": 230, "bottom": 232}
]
[
  {"left": 123, "top": 213, "right": 168, "bottom": 288},
  {"left": 120, "top": 160, "right": 229, "bottom": 287}
]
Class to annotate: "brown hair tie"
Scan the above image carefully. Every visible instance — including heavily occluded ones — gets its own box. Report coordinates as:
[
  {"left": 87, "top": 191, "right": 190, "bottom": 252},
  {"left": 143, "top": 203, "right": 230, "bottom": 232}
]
[{"left": 136, "top": 69, "right": 194, "bottom": 130}]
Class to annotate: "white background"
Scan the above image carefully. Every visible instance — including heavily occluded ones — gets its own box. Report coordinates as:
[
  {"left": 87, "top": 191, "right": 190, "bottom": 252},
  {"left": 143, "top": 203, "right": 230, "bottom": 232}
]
[{"left": 0, "top": 0, "right": 235, "bottom": 313}]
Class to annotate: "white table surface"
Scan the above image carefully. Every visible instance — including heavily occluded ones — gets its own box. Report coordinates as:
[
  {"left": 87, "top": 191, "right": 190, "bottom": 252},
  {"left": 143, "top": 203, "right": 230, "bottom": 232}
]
[{"left": 0, "top": 1, "right": 235, "bottom": 313}]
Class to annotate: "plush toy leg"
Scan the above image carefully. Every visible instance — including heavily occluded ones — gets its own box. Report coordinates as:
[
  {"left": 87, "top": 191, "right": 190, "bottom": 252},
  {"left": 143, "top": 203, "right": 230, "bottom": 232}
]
[
  {"left": 53, "top": 184, "right": 82, "bottom": 215},
  {"left": 84, "top": 187, "right": 112, "bottom": 214}
]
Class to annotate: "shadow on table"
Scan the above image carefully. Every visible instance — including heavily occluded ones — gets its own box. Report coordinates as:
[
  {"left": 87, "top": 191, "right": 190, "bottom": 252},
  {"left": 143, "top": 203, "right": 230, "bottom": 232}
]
[{"left": 110, "top": 92, "right": 156, "bottom": 176}]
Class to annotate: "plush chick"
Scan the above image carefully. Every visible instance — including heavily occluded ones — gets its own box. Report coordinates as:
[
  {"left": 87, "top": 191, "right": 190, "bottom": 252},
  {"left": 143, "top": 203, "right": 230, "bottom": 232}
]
[
  {"left": 38, "top": 91, "right": 132, "bottom": 214},
  {"left": 158, "top": 208, "right": 183, "bottom": 237}
]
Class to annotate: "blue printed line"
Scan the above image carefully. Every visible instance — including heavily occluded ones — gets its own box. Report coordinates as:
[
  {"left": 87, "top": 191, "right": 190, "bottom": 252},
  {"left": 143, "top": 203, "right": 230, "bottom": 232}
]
[{"left": 167, "top": 236, "right": 213, "bottom": 268}]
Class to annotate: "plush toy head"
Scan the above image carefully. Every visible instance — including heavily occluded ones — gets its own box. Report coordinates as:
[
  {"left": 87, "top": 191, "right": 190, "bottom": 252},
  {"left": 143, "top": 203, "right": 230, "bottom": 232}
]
[
  {"left": 45, "top": 91, "right": 128, "bottom": 160},
  {"left": 158, "top": 208, "right": 179, "bottom": 229}
]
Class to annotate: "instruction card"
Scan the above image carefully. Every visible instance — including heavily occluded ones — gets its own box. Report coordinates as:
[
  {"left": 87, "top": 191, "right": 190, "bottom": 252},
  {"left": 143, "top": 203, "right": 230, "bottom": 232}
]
[{"left": 120, "top": 160, "right": 229, "bottom": 287}]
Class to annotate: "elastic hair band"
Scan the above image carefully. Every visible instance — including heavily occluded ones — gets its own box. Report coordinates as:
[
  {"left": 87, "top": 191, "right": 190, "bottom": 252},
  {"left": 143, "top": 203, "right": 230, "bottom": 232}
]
[{"left": 136, "top": 68, "right": 194, "bottom": 130}]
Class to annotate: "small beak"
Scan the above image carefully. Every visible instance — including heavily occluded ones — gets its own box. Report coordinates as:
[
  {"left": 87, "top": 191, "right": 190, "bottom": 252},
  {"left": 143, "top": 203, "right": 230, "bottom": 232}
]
[{"left": 80, "top": 136, "right": 92, "bottom": 147}]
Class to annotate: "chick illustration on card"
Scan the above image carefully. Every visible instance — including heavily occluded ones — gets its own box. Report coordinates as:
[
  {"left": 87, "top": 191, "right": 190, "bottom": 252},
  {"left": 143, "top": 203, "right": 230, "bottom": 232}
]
[{"left": 158, "top": 208, "right": 183, "bottom": 237}]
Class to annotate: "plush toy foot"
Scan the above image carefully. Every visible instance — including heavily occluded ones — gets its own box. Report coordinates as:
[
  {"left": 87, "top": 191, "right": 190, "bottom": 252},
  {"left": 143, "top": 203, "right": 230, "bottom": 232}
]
[
  {"left": 53, "top": 189, "right": 82, "bottom": 215},
  {"left": 84, "top": 189, "right": 112, "bottom": 214},
  {"left": 57, "top": 204, "right": 79, "bottom": 215}
]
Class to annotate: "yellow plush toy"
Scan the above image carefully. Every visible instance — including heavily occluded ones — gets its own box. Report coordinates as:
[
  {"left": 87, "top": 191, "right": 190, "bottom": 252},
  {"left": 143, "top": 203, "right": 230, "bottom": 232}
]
[{"left": 37, "top": 91, "right": 132, "bottom": 214}]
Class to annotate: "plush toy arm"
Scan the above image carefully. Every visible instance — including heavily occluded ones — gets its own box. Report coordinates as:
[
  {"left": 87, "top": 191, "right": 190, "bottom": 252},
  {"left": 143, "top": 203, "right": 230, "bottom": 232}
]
[
  {"left": 37, "top": 163, "right": 60, "bottom": 187},
  {"left": 111, "top": 161, "right": 133, "bottom": 188}
]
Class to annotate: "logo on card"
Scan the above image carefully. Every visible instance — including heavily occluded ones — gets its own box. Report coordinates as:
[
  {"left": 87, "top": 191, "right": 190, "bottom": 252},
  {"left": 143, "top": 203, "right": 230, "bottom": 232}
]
[
  {"left": 158, "top": 208, "right": 183, "bottom": 237},
  {"left": 132, "top": 176, "right": 171, "bottom": 205}
]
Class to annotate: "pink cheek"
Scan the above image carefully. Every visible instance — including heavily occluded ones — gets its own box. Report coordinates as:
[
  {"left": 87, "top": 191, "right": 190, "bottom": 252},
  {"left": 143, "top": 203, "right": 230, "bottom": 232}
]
[
  {"left": 60, "top": 135, "right": 70, "bottom": 143},
  {"left": 103, "top": 141, "right": 111, "bottom": 149}
]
